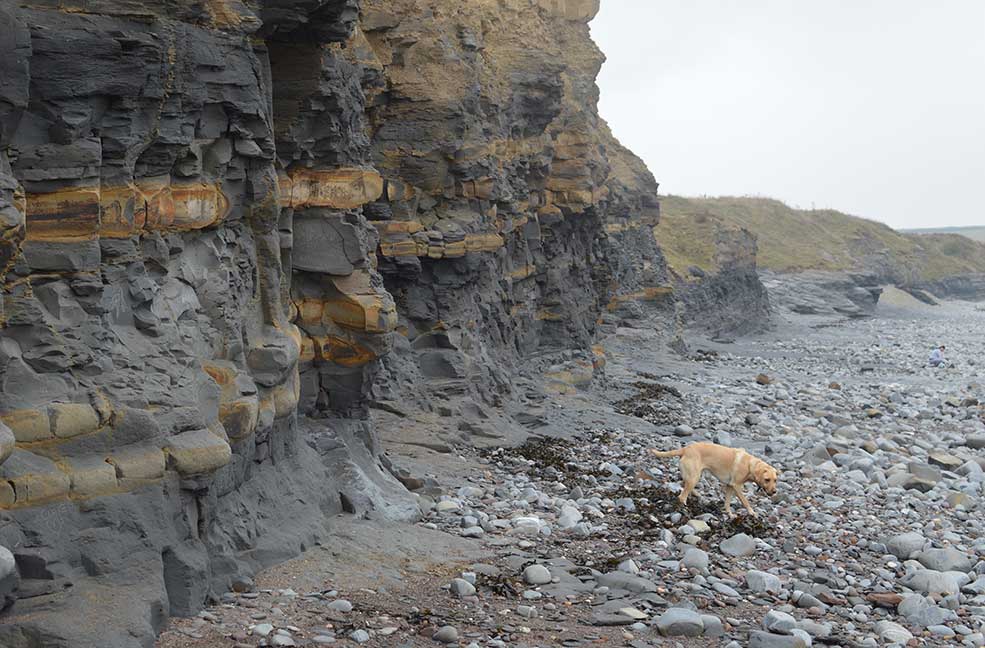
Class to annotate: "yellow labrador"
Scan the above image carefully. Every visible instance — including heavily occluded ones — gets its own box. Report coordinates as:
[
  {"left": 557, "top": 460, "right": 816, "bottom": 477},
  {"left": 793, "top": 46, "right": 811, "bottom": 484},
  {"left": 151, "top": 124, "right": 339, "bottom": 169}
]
[{"left": 649, "top": 442, "right": 778, "bottom": 517}]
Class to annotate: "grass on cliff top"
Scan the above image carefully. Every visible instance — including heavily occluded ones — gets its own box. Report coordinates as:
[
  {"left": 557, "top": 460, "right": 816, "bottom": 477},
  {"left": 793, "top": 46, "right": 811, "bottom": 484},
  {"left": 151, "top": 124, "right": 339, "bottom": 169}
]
[
  {"left": 905, "top": 226, "right": 985, "bottom": 243},
  {"left": 655, "top": 195, "right": 985, "bottom": 282},
  {"left": 652, "top": 209, "right": 721, "bottom": 276}
]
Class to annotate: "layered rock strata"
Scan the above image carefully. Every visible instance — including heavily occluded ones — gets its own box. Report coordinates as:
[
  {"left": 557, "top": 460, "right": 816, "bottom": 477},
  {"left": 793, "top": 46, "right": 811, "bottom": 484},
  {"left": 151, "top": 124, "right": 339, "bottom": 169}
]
[
  {"left": 0, "top": 1, "right": 670, "bottom": 646},
  {"left": 0, "top": 3, "right": 413, "bottom": 646}
]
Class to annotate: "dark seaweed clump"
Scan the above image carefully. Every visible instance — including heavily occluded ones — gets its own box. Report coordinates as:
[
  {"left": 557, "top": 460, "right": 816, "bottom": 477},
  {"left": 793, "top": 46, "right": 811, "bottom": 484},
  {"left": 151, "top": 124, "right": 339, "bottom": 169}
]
[
  {"left": 510, "top": 437, "right": 572, "bottom": 472},
  {"left": 614, "top": 482, "right": 776, "bottom": 540},
  {"left": 475, "top": 573, "right": 520, "bottom": 599},
  {"left": 614, "top": 381, "right": 684, "bottom": 425}
]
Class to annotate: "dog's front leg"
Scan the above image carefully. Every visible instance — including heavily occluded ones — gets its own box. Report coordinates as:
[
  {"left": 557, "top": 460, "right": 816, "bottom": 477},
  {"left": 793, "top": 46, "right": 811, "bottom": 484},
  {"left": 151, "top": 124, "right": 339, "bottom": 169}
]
[
  {"left": 722, "top": 486, "right": 734, "bottom": 518},
  {"left": 735, "top": 487, "right": 758, "bottom": 517}
]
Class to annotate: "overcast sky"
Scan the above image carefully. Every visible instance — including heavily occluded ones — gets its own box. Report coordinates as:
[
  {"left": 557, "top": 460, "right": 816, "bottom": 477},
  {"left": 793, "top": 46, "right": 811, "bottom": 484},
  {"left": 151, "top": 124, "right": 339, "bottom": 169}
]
[{"left": 591, "top": 1, "right": 985, "bottom": 229}]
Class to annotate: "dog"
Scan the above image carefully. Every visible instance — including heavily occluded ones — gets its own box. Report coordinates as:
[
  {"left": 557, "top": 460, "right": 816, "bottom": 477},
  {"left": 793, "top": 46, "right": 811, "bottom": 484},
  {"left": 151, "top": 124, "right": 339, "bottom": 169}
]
[{"left": 648, "top": 442, "right": 778, "bottom": 517}]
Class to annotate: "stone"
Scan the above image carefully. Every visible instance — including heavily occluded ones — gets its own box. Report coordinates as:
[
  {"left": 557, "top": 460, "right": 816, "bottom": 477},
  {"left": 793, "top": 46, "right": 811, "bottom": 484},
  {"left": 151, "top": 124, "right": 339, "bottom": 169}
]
[
  {"left": 48, "top": 402, "right": 100, "bottom": 439},
  {"left": 1, "top": 408, "right": 52, "bottom": 442},
  {"left": 349, "top": 629, "right": 370, "bottom": 643},
  {"left": 523, "top": 564, "right": 552, "bottom": 585},
  {"left": 0, "top": 422, "right": 14, "bottom": 466},
  {"left": 1, "top": 449, "right": 71, "bottom": 504},
  {"left": 450, "top": 578, "right": 476, "bottom": 598},
  {"left": 747, "top": 570, "right": 782, "bottom": 594},
  {"left": 591, "top": 613, "right": 636, "bottom": 627},
  {"left": 928, "top": 451, "right": 963, "bottom": 469},
  {"left": 687, "top": 519, "right": 710, "bottom": 534},
  {"left": 908, "top": 461, "right": 942, "bottom": 483},
  {"left": 432, "top": 626, "right": 459, "bottom": 644},
  {"left": 558, "top": 505, "right": 583, "bottom": 529},
  {"left": 617, "top": 558, "right": 639, "bottom": 574},
  {"left": 874, "top": 620, "right": 913, "bottom": 643},
  {"left": 328, "top": 599, "right": 353, "bottom": 613},
  {"left": 900, "top": 569, "right": 959, "bottom": 595},
  {"left": 618, "top": 607, "right": 648, "bottom": 620},
  {"left": 763, "top": 610, "right": 797, "bottom": 634},
  {"left": 292, "top": 214, "right": 364, "bottom": 275},
  {"left": 720, "top": 533, "right": 756, "bottom": 557},
  {"left": 701, "top": 614, "right": 724, "bottom": 637},
  {"left": 886, "top": 531, "right": 925, "bottom": 559},
  {"left": 898, "top": 594, "right": 950, "bottom": 628},
  {"left": 164, "top": 429, "right": 232, "bottom": 476},
  {"left": 107, "top": 445, "right": 166, "bottom": 481},
  {"left": 683, "top": 548, "right": 709, "bottom": 573},
  {"left": 0, "top": 544, "right": 18, "bottom": 610},
  {"left": 595, "top": 572, "right": 658, "bottom": 593},
  {"left": 654, "top": 607, "right": 704, "bottom": 637},
  {"left": 435, "top": 500, "right": 461, "bottom": 513},
  {"left": 747, "top": 631, "right": 807, "bottom": 648},
  {"left": 917, "top": 547, "right": 974, "bottom": 573},
  {"left": 673, "top": 424, "right": 694, "bottom": 436}
]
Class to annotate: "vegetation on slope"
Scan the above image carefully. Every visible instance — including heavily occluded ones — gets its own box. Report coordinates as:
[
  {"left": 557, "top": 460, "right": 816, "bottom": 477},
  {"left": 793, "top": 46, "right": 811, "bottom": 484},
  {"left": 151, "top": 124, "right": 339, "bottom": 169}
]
[
  {"left": 904, "top": 226, "right": 985, "bottom": 243},
  {"left": 655, "top": 196, "right": 985, "bottom": 283}
]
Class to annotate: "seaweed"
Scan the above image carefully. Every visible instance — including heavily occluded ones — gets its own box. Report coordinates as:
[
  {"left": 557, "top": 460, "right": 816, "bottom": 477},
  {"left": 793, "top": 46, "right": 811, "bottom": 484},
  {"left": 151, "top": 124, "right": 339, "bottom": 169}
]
[
  {"left": 475, "top": 573, "right": 520, "bottom": 599},
  {"left": 613, "top": 381, "right": 685, "bottom": 425}
]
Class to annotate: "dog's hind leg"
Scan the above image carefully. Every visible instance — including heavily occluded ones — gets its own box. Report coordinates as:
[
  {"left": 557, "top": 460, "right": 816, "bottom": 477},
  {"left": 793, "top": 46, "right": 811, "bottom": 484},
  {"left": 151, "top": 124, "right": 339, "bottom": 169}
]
[{"left": 678, "top": 456, "right": 700, "bottom": 506}]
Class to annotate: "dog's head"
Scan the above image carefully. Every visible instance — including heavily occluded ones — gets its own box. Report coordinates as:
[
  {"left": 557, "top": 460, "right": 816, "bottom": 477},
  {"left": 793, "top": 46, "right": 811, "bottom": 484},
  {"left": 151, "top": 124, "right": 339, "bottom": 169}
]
[{"left": 753, "top": 461, "right": 779, "bottom": 495}]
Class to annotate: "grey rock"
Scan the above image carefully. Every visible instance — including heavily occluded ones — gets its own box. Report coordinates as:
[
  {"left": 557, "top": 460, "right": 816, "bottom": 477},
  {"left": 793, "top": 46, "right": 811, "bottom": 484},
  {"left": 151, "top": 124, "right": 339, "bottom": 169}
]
[
  {"left": 763, "top": 609, "right": 798, "bottom": 634},
  {"left": 886, "top": 531, "right": 926, "bottom": 559},
  {"left": 595, "top": 572, "right": 658, "bottom": 593},
  {"left": 432, "top": 626, "right": 459, "bottom": 643},
  {"left": 720, "top": 533, "right": 757, "bottom": 557},
  {"left": 654, "top": 607, "right": 704, "bottom": 637},
  {"left": 683, "top": 548, "right": 709, "bottom": 573},
  {"left": 901, "top": 569, "right": 960, "bottom": 595},
  {"left": 328, "top": 599, "right": 354, "bottom": 613},
  {"left": 898, "top": 594, "right": 951, "bottom": 628},
  {"left": 0, "top": 545, "right": 18, "bottom": 610},
  {"left": 917, "top": 547, "right": 974, "bottom": 573},
  {"left": 748, "top": 631, "right": 808, "bottom": 648},
  {"left": 450, "top": 578, "right": 476, "bottom": 598},
  {"left": 0, "top": 422, "right": 14, "bottom": 465},
  {"left": 523, "top": 564, "right": 552, "bottom": 585},
  {"left": 700, "top": 614, "right": 724, "bottom": 637},
  {"left": 747, "top": 570, "right": 782, "bottom": 594},
  {"left": 874, "top": 620, "right": 913, "bottom": 643}
]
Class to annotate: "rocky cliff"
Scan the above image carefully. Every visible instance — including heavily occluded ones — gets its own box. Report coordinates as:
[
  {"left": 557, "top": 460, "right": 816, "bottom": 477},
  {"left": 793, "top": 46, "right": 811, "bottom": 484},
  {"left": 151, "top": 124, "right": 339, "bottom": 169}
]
[
  {"left": 0, "top": 2, "right": 677, "bottom": 646},
  {"left": 658, "top": 196, "right": 985, "bottom": 317}
]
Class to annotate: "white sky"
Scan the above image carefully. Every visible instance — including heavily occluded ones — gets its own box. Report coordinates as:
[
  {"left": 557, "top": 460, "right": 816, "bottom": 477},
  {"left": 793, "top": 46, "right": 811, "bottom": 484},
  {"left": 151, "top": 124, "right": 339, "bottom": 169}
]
[{"left": 591, "top": 1, "right": 985, "bottom": 229}]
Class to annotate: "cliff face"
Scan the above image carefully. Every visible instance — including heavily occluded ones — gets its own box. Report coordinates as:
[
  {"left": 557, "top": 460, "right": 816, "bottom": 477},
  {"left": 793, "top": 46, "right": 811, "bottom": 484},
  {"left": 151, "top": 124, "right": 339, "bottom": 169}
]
[
  {"left": 359, "top": 0, "right": 627, "bottom": 410},
  {"left": 659, "top": 196, "right": 985, "bottom": 303},
  {"left": 651, "top": 203, "right": 771, "bottom": 336},
  {"left": 0, "top": 2, "right": 669, "bottom": 645}
]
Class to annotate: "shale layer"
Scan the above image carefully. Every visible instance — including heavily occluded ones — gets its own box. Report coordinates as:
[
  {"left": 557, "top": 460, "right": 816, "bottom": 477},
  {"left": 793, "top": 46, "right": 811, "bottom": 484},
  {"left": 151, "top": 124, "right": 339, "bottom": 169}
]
[{"left": 0, "top": 2, "right": 725, "bottom": 646}]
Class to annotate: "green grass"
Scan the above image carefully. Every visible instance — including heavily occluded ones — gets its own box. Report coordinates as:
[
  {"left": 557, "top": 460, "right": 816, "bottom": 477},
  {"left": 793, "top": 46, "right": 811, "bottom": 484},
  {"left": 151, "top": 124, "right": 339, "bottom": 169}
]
[
  {"left": 904, "top": 226, "right": 985, "bottom": 243},
  {"left": 654, "top": 195, "right": 985, "bottom": 282}
]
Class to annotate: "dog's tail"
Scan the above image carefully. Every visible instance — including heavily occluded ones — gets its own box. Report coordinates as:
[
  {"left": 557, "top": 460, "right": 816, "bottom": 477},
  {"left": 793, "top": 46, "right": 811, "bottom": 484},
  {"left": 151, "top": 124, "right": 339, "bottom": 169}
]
[{"left": 648, "top": 447, "right": 685, "bottom": 459}]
